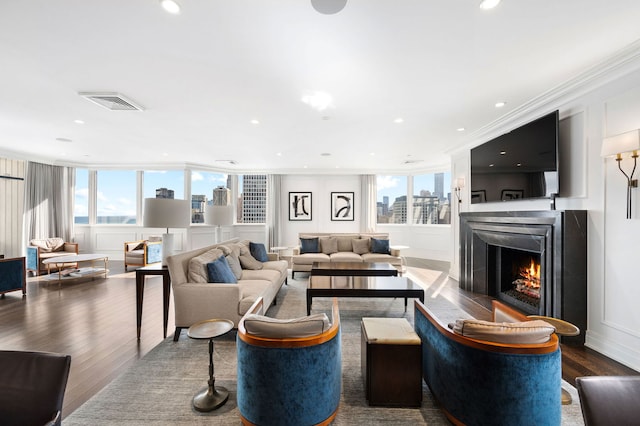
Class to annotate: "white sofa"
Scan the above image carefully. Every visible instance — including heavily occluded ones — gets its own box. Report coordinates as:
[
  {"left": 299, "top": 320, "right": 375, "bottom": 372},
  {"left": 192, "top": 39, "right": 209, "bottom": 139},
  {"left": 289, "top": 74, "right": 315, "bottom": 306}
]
[
  {"left": 291, "top": 232, "right": 402, "bottom": 279},
  {"left": 166, "top": 238, "right": 288, "bottom": 340}
]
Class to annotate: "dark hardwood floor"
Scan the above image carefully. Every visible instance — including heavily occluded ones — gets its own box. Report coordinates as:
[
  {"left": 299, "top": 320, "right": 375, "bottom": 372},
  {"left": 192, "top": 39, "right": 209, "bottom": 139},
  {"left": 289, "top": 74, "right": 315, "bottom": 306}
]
[{"left": 0, "top": 258, "right": 637, "bottom": 420}]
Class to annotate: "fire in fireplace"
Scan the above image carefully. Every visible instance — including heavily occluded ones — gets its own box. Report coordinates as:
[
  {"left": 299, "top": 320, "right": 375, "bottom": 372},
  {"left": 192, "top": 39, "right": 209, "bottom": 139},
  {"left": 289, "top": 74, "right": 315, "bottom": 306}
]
[{"left": 497, "top": 248, "right": 543, "bottom": 315}]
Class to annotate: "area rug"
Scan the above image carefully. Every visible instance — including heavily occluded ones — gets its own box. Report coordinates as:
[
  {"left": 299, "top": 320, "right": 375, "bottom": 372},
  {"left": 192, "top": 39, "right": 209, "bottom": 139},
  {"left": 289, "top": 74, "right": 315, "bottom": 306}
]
[{"left": 65, "top": 272, "right": 584, "bottom": 425}]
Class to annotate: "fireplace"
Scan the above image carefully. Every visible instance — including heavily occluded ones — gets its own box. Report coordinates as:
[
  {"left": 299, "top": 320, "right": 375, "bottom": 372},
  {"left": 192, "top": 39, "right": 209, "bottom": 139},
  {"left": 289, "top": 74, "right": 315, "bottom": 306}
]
[{"left": 459, "top": 210, "right": 587, "bottom": 344}]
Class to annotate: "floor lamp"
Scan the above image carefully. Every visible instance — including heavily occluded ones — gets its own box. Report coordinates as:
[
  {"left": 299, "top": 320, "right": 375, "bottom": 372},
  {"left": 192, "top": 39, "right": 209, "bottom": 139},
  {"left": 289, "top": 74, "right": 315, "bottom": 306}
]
[
  {"left": 143, "top": 198, "right": 190, "bottom": 265},
  {"left": 204, "top": 205, "right": 234, "bottom": 244}
]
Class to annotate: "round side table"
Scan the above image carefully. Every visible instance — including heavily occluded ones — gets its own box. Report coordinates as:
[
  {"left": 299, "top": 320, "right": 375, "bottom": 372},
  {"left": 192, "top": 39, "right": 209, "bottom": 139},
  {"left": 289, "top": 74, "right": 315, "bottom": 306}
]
[
  {"left": 528, "top": 315, "right": 580, "bottom": 405},
  {"left": 187, "top": 318, "right": 234, "bottom": 412}
]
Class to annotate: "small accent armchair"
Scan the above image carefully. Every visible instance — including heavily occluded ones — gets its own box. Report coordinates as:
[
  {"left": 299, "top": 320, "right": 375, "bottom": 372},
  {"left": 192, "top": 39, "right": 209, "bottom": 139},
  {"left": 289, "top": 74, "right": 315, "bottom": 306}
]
[
  {"left": 0, "top": 350, "right": 71, "bottom": 426},
  {"left": 26, "top": 238, "right": 78, "bottom": 276},
  {"left": 124, "top": 240, "right": 162, "bottom": 271},
  {"left": 414, "top": 300, "right": 561, "bottom": 426},
  {"left": 237, "top": 297, "right": 342, "bottom": 426},
  {"left": 0, "top": 257, "right": 26, "bottom": 297}
]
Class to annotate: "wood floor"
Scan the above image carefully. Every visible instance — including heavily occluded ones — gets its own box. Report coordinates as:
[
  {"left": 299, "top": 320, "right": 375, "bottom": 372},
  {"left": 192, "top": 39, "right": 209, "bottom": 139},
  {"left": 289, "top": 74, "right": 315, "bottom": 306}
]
[{"left": 0, "top": 259, "right": 637, "bottom": 420}]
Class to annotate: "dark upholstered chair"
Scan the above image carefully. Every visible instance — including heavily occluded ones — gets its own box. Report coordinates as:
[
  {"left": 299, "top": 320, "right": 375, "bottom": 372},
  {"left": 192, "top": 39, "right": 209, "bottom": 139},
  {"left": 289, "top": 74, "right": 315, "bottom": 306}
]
[
  {"left": 0, "top": 350, "right": 72, "bottom": 426},
  {"left": 0, "top": 257, "right": 26, "bottom": 297},
  {"left": 414, "top": 300, "right": 561, "bottom": 426},
  {"left": 237, "top": 297, "right": 341, "bottom": 426},
  {"left": 576, "top": 376, "right": 640, "bottom": 426}
]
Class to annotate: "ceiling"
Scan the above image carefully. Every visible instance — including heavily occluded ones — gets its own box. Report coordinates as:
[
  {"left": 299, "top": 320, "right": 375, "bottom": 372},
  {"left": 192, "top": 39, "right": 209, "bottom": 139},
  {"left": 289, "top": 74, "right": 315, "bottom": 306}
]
[{"left": 2, "top": 1, "right": 640, "bottom": 174}]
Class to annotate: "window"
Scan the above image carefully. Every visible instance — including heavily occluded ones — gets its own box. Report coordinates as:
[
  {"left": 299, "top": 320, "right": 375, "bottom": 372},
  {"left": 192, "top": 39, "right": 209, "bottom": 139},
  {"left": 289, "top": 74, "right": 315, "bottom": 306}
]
[
  {"left": 376, "top": 175, "right": 407, "bottom": 224},
  {"left": 96, "top": 170, "right": 137, "bottom": 224},
  {"left": 74, "top": 168, "right": 89, "bottom": 224},
  {"left": 238, "top": 174, "right": 267, "bottom": 223},
  {"left": 143, "top": 170, "right": 184, "bottom": 200},
  {"left": 191, "top": 171, "right": 229, "bottom": 223},
  {"left": 413, "top": 172, "right": 451, "bottom": 225}
]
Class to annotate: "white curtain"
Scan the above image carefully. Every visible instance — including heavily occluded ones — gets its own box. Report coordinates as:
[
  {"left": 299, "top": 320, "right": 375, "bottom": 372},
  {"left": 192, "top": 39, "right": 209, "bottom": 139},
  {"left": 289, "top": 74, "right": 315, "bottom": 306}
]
[
  {"left": 24, "top": 161, "right": 75, "bottom": 242},
  {"left": 360, "top": 174, "right": 377, "bottom": 233},
  {"left": 267, "top": 174, "right": 283, "bottom": 249}
]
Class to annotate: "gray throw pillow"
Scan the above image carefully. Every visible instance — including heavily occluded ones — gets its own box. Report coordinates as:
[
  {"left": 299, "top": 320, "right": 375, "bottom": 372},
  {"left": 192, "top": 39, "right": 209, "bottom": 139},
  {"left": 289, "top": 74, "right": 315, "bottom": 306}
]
[
  {"left": 320, "top": 237, "right": 338, "bottom": 255},
  {"left": 352, "top": 238, "right": 370, "bottom": 254},
  {"left": 239, "top": 252, "right": 263, "bottom": 270},
  {"left": 225, "top": 252, "right": 243, "bottom": 280}
]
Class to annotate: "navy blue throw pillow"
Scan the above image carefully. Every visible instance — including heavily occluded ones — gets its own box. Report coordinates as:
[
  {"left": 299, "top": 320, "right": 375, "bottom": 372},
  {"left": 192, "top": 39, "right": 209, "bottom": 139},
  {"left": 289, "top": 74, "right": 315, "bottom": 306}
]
[
  {"left": 300, "top": 237, "right": 319, "bottom": 254},
  {"left": 250, "top": 242, "right": 269, "bottom": 262},
  {"left": 371, "top": 238, "right": 390, "bottom": 254},
  {"left": 207, "top": 256, "right": 237, "bottom": 283}
]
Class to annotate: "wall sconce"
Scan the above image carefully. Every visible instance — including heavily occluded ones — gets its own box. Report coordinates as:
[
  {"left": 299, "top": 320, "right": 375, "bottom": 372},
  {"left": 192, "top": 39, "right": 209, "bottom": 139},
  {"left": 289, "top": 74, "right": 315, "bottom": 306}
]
[
  {"left": 454, "top": 177, "right": 465, "bottom": 204},
  {"left": 601, "top": 129, "right": 640, "bottom": 219}
]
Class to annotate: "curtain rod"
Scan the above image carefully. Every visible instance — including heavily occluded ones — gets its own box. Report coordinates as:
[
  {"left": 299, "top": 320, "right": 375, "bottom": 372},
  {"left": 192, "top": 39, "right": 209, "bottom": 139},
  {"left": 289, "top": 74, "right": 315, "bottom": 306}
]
[{"left": 0, "top": 175, "right": 24, "bottom": 181}]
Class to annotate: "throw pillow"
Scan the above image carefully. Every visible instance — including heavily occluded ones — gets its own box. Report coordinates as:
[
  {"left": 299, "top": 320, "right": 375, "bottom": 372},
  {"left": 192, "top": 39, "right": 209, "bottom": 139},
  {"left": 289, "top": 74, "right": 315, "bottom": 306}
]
[
  {"left": 47, "top": 237, "right": 65, "bottom": 251},
  {"left": 239, "top": 252, "right": 264, "bottom": 270},
  {"left": 450, "top": 319, "right": 555, "bottom": 344},
  {"left": 188, "top": 248, "right": 225, "bottom": 283},
  {"left": 352, "top": 238, "right": 370, "bottom": 255},
  {"left": 30, "top": 239, "right": 52, "bottom": 253},
  {"left": 225, "top": 252, "right": 243, "bottom": 280},
  {"left": 320, "top": 237, "right": 338, "bottom": 255},
  {"left": 206, "top": 255, "right": 238, "bottom": 283},
  {"left": 371, "top": 238, "right": 390, "bottom": 254},
  {"left": 300, "top": 237, "right": 319, "bottom": 254},
  {"left": 249, "top": 242, "right": 269, "bottom": 262},
  {"left": 243, "top": 313, "right": 331, "bottom": 338}
]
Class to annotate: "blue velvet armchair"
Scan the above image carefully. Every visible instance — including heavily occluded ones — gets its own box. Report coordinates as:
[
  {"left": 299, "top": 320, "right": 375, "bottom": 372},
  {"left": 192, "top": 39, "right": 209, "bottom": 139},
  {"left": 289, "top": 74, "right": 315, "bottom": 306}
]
[
  {"left": 0, "top": 257, "right": 26, "bottom": 297},
  {"left": 414, "top": 300, "right": 561, "bottom": 426},
  {"left": 237, "top": 297, "right": 342, "bottom": 426}
]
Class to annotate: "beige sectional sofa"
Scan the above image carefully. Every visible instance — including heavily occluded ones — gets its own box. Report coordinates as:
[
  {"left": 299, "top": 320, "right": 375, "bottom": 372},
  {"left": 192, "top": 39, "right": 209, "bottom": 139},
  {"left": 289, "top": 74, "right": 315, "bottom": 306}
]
[
  {"left": 166, "top": 238, "right": 288, "bottom": 340},
  {"left": 291, "top": 232, "right": 402, "bottom": 279}
]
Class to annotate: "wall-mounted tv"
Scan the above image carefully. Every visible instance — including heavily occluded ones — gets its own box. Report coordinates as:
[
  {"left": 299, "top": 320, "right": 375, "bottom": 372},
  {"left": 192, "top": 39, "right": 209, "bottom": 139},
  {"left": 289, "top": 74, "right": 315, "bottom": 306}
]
[{"left": 470, "top": 110, "right": 559, "bottom": 204}]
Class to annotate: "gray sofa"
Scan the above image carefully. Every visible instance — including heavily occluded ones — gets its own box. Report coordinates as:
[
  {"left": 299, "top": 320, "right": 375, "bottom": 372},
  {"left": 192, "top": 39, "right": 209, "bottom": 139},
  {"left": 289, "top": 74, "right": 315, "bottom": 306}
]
[
  {"left": 291, "top": 232, "right": 402, "bottom": 279},
  {"left": 166, "top": 238, "right": 288, "bottom": 340}
]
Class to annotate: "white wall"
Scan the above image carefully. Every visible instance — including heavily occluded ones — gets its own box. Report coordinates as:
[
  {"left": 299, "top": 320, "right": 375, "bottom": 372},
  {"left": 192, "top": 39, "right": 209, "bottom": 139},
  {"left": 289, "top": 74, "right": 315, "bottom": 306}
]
[{"left": 451, "top": 57, "right": 640, "bottom": 371}]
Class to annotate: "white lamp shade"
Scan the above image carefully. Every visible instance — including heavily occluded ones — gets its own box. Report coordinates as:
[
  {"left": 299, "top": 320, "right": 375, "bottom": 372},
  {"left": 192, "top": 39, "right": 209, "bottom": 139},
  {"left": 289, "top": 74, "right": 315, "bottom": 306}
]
[
  {"left": 601, "top": 129, "right": 640, "bottom": 157},
  {"left": 143, "top": 198, "right": 190, "bottom": 229},
  {"left": 455, "top": 177, "right": 465, "bottom": 189},
  {"left": 204, "top": 205, "right": 234, "bottom": 226}
]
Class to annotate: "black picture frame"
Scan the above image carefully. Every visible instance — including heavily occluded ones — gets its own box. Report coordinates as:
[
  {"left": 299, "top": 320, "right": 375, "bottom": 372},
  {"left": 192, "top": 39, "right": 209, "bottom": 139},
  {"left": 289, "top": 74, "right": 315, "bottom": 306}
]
[
  {"left": 501, "top": 189, "right": 524, "bottom": 201},
  {"left": 289, "top": 192, "right": 312, "bottom": 221},
  {"left": 471, "top": 190, "right": 487, "bottom": 204},
  {"left": 331, "top": 192, "right": 354, "bottom": 221}
]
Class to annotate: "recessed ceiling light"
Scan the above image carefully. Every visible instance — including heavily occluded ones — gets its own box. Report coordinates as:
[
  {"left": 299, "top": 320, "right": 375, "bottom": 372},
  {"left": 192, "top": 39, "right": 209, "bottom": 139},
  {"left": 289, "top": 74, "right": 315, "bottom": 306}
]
[
  {"left": 457, "top": 127, "right": 465, "bottom": 132},
  {"left": 276, "top": 152, "right": 282, "bottom": 157},
  {"left": 160, "top": 0, "right": 181, "bottom": 14},
  {"left": 369, "top": 152, "right": 375, "bottom": 156},
  {"left": 495, "top": 101, "right": 506, "bottom": 108},
  {"left": 303, "top": 165, "right": 308, "bottom": 169},
  {"left": 479, "top": 0, "right": 501, "bottom": 10},
  {"left": 321, "top": 153, "right": 331, "bottom": 157},
  {"left": 394, "top": 118, "right": 404, "bottom": 124},
  {"left": 162, "top": 152, "right": 169, "bottom": 157},
  {"left": 74, "top": 119, "right": 84, "bottom": 124},
  {"left": 250, "top": 119, "right": 260, "bottom": 125},
  {"left": 55, "top": 137, "right": 72, "bottom": 143}
]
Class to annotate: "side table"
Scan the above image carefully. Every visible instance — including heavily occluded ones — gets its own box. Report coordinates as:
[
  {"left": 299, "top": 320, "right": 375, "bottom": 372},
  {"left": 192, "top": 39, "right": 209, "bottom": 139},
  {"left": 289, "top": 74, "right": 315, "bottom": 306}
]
[
  {"left": 188, "top": 319, "right": 235, "bottom": 412},
  {"left": 135, "top": 264, "right": 171, "bottom": 340},
  {"left": 390, "top": 245, "right": 409, "bottom": 274},
  {"left": 528, "top": 315, "right": 580, "bottom": 405}
]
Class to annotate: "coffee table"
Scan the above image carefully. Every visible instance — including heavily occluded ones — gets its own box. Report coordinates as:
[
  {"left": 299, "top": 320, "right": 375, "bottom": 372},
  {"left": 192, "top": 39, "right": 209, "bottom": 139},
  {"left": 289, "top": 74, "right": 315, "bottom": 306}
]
[
  {"left": 310, "top": 262, "right": 399, "bottom": 277},
  {"left": 307, "top": 275, "right": 424, "bottom": 315},
  {"left": 43, "top": 253, "right": 109, "bottom": 284}
]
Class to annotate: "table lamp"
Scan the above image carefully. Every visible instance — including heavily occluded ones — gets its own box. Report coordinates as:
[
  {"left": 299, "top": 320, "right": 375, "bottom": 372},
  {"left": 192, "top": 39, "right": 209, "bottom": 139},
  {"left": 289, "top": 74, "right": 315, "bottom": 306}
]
[
  {"left": 204, "top": 205, "right": 234, "bottom": 243},
  {"left": 143, "top": 198, "right": 190, "bottom": 264}
]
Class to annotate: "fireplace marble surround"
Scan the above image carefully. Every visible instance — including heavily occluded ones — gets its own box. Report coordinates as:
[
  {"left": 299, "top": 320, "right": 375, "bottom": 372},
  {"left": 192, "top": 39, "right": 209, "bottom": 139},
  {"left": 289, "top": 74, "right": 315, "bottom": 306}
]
[{"left": 459, "top": 210, "right": 587, "bottom": 344}]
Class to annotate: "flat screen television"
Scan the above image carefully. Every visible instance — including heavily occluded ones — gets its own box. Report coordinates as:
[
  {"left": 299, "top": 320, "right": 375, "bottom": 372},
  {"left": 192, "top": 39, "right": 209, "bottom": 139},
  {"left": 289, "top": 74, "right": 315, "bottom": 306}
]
[{"left": 470, "top": 110, "right": 559, "bottom": 204}]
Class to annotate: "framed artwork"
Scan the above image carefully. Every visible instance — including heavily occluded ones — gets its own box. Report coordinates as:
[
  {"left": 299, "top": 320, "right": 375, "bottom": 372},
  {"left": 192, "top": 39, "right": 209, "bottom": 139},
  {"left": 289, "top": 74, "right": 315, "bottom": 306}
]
[
  {"left": 501, "top": 189, "right": 524, "bottom": 201},
  {"left": 289, "top": 192, "right": 312, "bottom": 221},
  {"left": 331, "top": 192, "right": 354, "bottom": 221},
  {"left": 470, "top": 190, "right": 487, "bottom": 204}
]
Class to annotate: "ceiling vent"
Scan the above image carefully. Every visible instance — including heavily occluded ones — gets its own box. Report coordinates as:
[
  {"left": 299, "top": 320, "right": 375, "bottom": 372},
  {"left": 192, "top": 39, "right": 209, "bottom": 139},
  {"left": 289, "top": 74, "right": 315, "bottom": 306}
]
[
  {"left": 78, "top": 92, "right": 144, "bottom": 111},
  {"left": 402, "top": 159, "right": 424, "bottom": 165},
  {"left": 215, "top": 160, "right": 238, "bottom": 166}
]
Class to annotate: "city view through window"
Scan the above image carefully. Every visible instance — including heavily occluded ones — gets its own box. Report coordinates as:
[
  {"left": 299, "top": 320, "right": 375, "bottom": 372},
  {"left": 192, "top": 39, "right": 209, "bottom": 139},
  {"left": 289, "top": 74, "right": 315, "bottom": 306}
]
[{"left": 377, "top": 172, "right": 452, "bottom": 225}]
